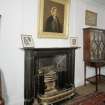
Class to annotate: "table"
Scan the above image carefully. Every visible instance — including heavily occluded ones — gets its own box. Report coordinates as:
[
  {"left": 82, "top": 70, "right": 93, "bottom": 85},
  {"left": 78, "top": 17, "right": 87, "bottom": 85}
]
[{"left": 84, "top": 60, "right": 105, "bottom": 91}]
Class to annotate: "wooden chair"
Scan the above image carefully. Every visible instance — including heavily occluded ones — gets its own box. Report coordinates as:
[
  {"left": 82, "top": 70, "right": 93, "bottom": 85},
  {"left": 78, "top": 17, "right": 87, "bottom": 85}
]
[{"left": 0, "top": 71, "right": 4, "bottom": 105}]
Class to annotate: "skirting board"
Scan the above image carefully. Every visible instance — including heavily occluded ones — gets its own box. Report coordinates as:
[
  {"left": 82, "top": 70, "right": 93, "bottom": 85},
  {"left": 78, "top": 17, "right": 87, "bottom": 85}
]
[{"left": 7, "top": 98, "right": 24, "bottom": 105}]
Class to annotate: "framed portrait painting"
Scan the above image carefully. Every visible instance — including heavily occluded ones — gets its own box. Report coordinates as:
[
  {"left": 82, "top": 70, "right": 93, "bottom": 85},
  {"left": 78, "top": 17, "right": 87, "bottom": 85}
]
[{"left": 38, "top": 0, "right": 70, "bottom": 38}]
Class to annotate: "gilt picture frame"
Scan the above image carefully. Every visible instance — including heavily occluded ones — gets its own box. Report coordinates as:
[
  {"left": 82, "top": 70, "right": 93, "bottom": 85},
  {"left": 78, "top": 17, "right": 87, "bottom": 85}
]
[
  {"left": 38, "top": 0, "right": 70, "bottom": 38},
  {"left": 85, "top": 10, "right": 97, "bottom": 26}
]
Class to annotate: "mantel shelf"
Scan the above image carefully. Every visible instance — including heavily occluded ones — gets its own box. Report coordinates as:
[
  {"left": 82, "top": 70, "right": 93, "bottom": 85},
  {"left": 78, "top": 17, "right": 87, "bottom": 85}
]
[{"left": 21, "top": 47, "right": 80, "bottom": 51}]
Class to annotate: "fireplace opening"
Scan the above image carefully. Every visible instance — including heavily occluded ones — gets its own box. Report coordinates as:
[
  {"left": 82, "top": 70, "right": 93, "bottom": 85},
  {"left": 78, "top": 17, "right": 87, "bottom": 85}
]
[
  {"left": 37, "top": 55, "right": 67, "bottom": 95},
  {"left": 35, "top": 54, "right": 74, "bottom": 101}
]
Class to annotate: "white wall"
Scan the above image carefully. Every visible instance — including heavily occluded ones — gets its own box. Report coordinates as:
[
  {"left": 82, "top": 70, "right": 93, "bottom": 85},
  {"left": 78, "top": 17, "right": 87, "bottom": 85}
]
[
  {"left": 0, "top": 0, "right": 105, "bottom": 105},
  {"left": 0, "top": 0, "right": 24, "bottom": 105}
]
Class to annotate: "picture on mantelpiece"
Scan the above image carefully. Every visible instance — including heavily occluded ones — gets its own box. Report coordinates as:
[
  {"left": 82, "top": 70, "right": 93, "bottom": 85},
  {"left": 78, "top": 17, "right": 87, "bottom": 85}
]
[
  {"left": 70, "top": 37, "right": 78, "bottom": 47},
  {"left": 21, "top": 35, "right": 34, "bottom": 48}
]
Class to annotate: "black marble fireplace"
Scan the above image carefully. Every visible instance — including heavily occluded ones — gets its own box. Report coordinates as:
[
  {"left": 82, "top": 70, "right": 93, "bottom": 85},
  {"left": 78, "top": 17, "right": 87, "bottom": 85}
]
[{"left": 23, "top": 47, "right": 77, "bottom": 105}]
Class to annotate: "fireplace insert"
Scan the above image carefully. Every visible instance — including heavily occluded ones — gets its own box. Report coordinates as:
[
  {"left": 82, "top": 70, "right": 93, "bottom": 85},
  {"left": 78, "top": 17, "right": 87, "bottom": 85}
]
[{"left": 23, "top": 47, "right": 77, "bottom": 105}]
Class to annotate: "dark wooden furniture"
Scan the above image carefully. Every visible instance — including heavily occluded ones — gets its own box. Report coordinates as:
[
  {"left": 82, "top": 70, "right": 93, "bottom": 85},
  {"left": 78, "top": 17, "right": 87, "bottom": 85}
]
[
  {"left": 83, "top": 27, "right": 105, "bottom": 91},
  {"left": 22, "top": 47, "right": 78, "bottom": 105},
  {"left": 0, "top": 72, "right": 4, "bottom": 105}
]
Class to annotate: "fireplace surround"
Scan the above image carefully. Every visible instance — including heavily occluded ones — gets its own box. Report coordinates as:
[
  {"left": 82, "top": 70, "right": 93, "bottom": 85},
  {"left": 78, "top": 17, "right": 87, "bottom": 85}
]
[{"left": 23, "top": 47, "right": 78, "bottom": 105}]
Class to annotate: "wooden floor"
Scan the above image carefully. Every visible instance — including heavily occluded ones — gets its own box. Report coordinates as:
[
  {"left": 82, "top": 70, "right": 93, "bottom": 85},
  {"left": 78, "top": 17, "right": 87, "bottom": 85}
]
[
  {"left": 33, "top": 83, "right": 105, "bottom": 105},
  {"left": 59, "top": 83, "right": 105, "bottom": 105},
  {"left": 76, "top": 83, "right": 105, "bottom": 96}
]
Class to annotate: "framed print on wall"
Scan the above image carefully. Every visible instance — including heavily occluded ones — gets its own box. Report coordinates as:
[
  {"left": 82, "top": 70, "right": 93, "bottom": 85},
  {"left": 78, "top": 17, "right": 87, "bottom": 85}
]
[
  {"left": 38, "top": 0, "right": 70, "bottom": 38},
  {"left": 85, "top": 10, "right": 97, "bottom": 26}
]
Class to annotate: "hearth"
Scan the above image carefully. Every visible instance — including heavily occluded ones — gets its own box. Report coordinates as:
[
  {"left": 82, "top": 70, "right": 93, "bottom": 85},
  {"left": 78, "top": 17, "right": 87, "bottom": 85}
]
[{"left": 23, "top": 47, "right": 78, "bottom": 105}]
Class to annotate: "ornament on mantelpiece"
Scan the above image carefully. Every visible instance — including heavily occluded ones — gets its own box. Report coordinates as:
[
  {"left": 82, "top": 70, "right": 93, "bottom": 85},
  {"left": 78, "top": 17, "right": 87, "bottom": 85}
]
[{"left": 70, "top": 37, "right": 78, "bottom": 47}]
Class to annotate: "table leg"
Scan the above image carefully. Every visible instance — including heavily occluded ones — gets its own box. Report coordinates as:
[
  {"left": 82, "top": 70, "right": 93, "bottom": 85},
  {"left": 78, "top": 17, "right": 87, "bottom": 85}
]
[
  {"left": 95, "top": 67, "right": 98, "bottom": 91},
  {"left": 99, "top": 67, "right": 101, "bottom": 80},
  {"left": 84, "top": 63, "right": 86, "bottom": 86}
]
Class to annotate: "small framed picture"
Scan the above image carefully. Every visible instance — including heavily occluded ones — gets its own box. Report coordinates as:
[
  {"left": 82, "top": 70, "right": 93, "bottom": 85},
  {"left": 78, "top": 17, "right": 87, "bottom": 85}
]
[
  {"left": 70, "top": 37, "right": 78, "bottom": 47},
  {"left": 85, "top": 10, "right": 97, "bottom": 26},
  {"left": 21, "top": 35, "right": 34, "bottom": 47}
]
